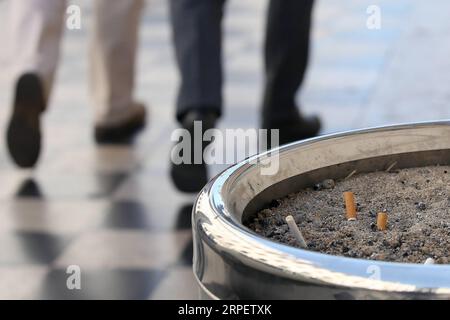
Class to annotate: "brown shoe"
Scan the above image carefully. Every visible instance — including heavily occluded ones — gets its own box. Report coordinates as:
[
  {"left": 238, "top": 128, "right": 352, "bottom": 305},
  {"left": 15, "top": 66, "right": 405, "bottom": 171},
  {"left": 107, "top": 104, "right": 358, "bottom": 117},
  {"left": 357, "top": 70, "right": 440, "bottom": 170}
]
[{"left": 94, "top": 104, "right": 147, "bottom": 144}]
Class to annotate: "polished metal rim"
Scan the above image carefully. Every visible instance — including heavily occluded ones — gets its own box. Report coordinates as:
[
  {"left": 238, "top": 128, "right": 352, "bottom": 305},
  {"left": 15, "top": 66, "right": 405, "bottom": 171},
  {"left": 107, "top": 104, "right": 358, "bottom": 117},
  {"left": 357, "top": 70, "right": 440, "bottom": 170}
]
[{"left": 194, "top": 120, "right": 450, "bottom": 298}]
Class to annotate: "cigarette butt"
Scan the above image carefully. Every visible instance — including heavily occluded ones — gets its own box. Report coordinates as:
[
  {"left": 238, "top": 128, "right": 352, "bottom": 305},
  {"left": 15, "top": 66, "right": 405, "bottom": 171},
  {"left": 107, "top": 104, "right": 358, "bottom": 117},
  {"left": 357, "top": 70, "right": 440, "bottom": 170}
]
[
  {"left": 285, "top": 215, "right": 308, "bottom": 249},
  {"left": 343, "top": 192, "right": 357, "bottom": 221},
  {"left": 345, "top": 170, "right": 357, "bottom": 180},
  {"left": 424, "top": 258, "right": 435, "bottom": 265},
  {"left": 377, "top": 212, "right": 388, "bottom": 231},
  {"left": 385, "top": 161, "right": 397, "bottom": 172}
]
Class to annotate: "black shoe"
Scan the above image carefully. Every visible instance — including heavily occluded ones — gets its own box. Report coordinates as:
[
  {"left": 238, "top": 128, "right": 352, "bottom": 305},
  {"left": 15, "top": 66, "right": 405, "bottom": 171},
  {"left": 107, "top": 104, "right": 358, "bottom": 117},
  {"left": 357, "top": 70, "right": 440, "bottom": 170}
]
[
  {"left": 7, "top": 73, "right": 45, "bottom": 168},
  {"left": 94, "top": 104, "right": 146, "bottom": 144},
  {"left": 170, "top": 110, "right": 218, "bottom": 193},
  {"left": 262, "top": 109, "right": 321, "bottom": 147}
]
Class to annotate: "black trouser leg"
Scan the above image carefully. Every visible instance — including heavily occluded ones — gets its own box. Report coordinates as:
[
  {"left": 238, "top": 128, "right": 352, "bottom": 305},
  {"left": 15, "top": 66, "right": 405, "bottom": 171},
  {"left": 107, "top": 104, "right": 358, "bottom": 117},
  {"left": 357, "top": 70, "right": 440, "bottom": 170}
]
[
  {"left": 169, "top": 0, "right": 226, "bottom": 122},
  {"left": 262, "top": 0, "right": 314, "bottom": 122}
]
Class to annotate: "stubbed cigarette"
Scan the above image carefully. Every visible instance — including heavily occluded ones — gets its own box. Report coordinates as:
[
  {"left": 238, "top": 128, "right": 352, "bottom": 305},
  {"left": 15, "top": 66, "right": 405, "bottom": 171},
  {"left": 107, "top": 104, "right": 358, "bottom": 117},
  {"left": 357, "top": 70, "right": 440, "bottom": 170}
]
[
  {"left": 385, "top": 161, "right": 397, "bottom": 172},
  {"left": 285, "top": 215, "right": 308, "bottom": 249},
  {"left": 424, "top": 258, "right": 435, "bottom": 265},
  {"left": 343, "top": 191, "right": 357, "bottom": 221},
  {"left": 377, "top": 212, "right": 388, "bottom": 231},
  {"left": 345, "top": 170, "right": 357, "bottom": 180}
]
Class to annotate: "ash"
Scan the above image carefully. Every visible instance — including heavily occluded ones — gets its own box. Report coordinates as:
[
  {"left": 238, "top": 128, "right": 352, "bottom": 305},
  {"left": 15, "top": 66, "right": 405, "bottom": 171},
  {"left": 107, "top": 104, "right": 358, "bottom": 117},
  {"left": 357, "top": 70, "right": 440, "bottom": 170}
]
[{"left": 247, "top": 166, "right": 450, "bottom": 264}]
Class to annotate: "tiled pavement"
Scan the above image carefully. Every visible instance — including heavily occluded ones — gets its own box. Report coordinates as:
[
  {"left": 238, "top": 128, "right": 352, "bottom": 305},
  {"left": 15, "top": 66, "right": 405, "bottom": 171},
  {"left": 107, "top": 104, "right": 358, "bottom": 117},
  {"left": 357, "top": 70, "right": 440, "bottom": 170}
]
[{"left": 0, "top": 0, "right": 450, "bottom": 299}]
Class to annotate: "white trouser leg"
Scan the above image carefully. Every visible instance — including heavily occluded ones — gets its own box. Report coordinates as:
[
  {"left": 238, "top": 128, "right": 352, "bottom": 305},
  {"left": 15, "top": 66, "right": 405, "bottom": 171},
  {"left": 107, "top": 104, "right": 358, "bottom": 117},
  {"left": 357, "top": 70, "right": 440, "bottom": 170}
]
[
  {"left": 9, "top": 0, "right": 66, "bottom": 102},
  {"left": 90, "top": 0, "right": 144, "bottom": 126}
]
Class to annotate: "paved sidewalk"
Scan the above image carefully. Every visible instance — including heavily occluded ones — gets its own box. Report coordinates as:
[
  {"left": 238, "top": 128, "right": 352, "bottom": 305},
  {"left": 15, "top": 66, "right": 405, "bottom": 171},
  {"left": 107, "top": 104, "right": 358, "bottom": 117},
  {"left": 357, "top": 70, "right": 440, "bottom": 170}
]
[{"left": 0, "top": 0, "right": 449, "bottom": 299}]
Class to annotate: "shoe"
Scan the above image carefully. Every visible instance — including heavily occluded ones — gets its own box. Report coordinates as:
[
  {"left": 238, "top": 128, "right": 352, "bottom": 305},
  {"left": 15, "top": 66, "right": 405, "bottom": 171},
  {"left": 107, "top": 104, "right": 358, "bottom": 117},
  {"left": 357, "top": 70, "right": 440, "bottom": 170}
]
[
  {"left": 94, "top": 104, "right": 146, "bottom": 144},
  {"left": 7, "top": 73, "right": 45, "bottom": 168},
  {"left": 170, "top": 110, "right": 218, "bottom": 193},
  {"left": 262, "top": 108, "right": 321, "bottom": 147}
]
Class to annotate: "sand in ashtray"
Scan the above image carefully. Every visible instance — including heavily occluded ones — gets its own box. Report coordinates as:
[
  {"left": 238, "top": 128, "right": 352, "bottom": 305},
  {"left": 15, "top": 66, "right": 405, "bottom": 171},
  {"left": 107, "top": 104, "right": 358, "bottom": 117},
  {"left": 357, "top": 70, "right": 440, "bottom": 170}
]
[{"left": 246, "top": 165, "right": 450, "bottom": 264}]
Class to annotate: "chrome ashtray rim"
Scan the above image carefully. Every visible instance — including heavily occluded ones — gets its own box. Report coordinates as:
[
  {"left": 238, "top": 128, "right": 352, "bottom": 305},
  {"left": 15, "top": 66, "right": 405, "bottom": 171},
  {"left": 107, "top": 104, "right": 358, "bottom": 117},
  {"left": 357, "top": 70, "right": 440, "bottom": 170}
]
[{"left": 194, "top": 120, "right": 450, "bottom": 297}]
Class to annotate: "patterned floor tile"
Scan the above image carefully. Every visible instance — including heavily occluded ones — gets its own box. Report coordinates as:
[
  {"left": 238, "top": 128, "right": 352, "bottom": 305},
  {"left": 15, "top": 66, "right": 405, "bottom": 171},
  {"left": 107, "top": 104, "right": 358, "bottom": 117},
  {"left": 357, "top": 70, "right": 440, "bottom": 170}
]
[
  {"left": 150, "top": 266, "right": 198, "bottom": 300},
  {"left": 17, "top": 172, "right": 130, "bottom": 199},
  {"left": 54, "top": 230, "right": 192, "bottom": 270},
  {"left": 0, "top": 232, "right": 70, "bottom": 265},
  {"left": 0, "top": 265, "right": 48, "bottom": 300},
  {"left": 37, "top": 268, "right": 165, "bottom": 300},
  {"left": 0, "top": 199, "right": 107, "bottom": 235}
]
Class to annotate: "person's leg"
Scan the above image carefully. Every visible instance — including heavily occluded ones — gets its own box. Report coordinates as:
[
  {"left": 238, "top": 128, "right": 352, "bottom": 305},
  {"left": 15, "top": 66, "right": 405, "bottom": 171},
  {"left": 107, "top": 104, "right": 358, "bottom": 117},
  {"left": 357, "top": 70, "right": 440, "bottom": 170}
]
[
  {"left": 90, "top": 0, "right": 146, "bottom": 143},
  {"left": 7, "top": 0, "right": 66, "bottom": 167},
  {"left": 9, "top": 0, "right": 66, "bottom": 102},
  {"left": 262, "top": 0, "right": 320, "bottom": 145},
  {"left": 170, "top": 0, "right": 225, "bottom": 122},
  {"left": 169, "top": 0, "right": 225, "bottom": 192}
]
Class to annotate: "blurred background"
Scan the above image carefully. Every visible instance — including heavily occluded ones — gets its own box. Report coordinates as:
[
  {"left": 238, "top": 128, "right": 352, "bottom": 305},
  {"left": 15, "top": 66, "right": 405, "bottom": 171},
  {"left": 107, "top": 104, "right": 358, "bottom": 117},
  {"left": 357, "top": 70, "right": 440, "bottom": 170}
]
[{"left": 0, "top": 0, "right": 449, "bottom": 299}]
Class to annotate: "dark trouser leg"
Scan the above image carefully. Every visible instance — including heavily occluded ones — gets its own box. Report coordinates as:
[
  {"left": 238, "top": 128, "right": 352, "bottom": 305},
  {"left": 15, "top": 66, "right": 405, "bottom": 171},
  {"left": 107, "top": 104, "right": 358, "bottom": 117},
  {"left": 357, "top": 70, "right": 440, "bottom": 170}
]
[
  {"left": 262, "top": 0, "right": 314, "bottom": 122},
  {"left": 169, "top": 0, "right": 225, "bottom": 122}
]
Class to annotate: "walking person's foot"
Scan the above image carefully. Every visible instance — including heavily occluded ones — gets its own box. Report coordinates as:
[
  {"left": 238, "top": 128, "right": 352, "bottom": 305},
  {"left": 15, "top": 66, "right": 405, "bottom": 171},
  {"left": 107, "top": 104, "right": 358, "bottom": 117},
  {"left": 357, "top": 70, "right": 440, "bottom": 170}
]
[
  {"left": 170, "top": 109, "right": 218, "bottom": 193},
  {"left": 7, "top": 73, "right": 45, "bottom": 168},
  {"left": 94, "top": 103, "right": 147, "bottom": 144},
  {"left": 262, "top": 108, "right": 321, "bottom": 147}
]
